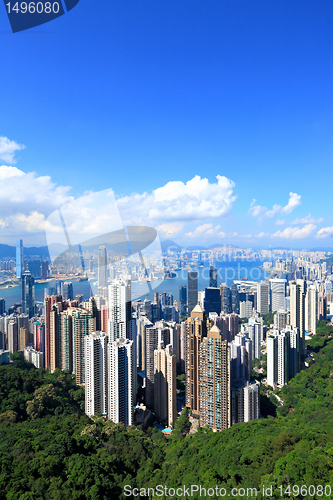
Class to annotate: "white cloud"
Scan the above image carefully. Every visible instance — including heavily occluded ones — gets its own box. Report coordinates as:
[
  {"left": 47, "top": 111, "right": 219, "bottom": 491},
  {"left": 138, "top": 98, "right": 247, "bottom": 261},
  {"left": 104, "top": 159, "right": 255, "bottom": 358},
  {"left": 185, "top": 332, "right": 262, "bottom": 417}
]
[
  {"left": 276, "top": 219, "right": 285, "bottom": 226},
  {"left": 156, "top": 222, "right": 185, "bottom": 238},
  {"left": 291, "top": 214, "right": 324, "bottom": 225},
  {"left": 118, "top": 175, "right": 237, "bottom": 224},
  {"left": 186, "top": 223, "right": 225, "bottom": 239},
  {"left": 0, "top": 137, "right": 25, "bottom": 164},
  {"left": 272, "top": 224, "right": 316, "bottom": 239},
  {"left": 249, "top": 192, "right": 301, "bottom": 219},
  {"left": 316, "top": 226, "right": 333, "bottom": 239},
  {"left": 256, "top": 232, "right": 270, "bottom": 238}
]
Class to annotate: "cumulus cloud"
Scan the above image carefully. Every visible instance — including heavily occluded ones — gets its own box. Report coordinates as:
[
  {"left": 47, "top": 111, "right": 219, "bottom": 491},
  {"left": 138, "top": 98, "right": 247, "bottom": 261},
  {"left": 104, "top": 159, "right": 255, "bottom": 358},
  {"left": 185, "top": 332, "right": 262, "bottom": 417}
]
[
  {"left": 249, "top": 192, "right": 301, "bottom": 219},
  {"left": 156, "top": 222, "right": 185, "bottom": 238},
  {"left": 291, "top": 214, "right": 324, "bottom": 225},
  {"left": 0, "top": 165, "right": 72, "bottom": 218},
  {"left": 186, "top": 223, "right": 225, "bottom": 239},
  {"left": 256, "top": 232, "right": 270, "bottom": 238},
  {"left": 0, "top": 137, "right": 25, "bottom": 164},
  {"left": 272, "top": 224, "right": 316, "bottom": 239},
  {"left": 316, "top": 226, "right": 333, "bottom": 239},
  {"left": 276, "top": 219, "right": 285, "bottom": 226},
  {"left": 118, "top": 175, "right": 237, "bottom": 224}
]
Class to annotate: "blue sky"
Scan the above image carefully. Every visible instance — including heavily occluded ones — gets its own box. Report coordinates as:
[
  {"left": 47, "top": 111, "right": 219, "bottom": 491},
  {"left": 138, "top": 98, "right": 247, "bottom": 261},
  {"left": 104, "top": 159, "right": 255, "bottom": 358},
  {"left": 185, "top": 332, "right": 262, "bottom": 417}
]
[{"left": 1, "top": 0, "right": 333, "bottom": 248}]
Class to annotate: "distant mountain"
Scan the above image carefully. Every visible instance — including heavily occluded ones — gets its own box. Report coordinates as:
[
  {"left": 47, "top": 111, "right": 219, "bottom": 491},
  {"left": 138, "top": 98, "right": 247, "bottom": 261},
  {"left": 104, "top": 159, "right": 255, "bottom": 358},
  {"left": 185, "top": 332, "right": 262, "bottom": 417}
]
[
  {"left": 0, "top": 244, "right": 51, "bottom": 259},
  {"left": 160, "top": 240, "right": 182, "bottom": 252},
  {"left": 207, "top": 243, "right": 239, "bottom": 249}
]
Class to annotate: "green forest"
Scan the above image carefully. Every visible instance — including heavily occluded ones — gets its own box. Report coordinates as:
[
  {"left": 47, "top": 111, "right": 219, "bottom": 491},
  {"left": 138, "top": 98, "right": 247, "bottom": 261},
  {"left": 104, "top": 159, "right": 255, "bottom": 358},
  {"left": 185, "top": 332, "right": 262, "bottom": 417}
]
[{"left": 1, "top": 323, "right": 333, "bottom": 499}]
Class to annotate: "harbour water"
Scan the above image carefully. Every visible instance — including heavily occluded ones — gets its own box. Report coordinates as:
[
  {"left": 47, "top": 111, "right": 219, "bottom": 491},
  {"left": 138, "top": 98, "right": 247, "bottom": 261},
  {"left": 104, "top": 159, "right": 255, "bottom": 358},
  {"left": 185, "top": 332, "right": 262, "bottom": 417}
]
[{"left": 0, "top": 260, "right": 270, "bottom": 308}]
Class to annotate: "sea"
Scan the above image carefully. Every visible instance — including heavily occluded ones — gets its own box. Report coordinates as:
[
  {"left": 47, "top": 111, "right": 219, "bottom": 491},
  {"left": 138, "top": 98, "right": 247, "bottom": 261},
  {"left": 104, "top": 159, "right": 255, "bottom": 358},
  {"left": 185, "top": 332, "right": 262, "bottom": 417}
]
[{"left": 0, "top": 259, "right": 270, "bottom": 308}]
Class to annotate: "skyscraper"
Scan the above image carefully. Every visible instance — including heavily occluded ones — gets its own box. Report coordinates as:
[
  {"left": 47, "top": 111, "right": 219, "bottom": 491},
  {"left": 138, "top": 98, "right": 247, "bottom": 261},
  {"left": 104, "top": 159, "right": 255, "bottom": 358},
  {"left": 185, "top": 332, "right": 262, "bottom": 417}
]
[
  {"left": 85, "top": 331, "right": 108, "bottom": 417},
  {"left": 0, "top": 299, "right": 5, "bottom": 315},
  {"left": 199, "top": 324, "right": 230, "bottom": 430},
  {"left": 21, "top": 271, "right": 35, "bottom": 318},
  {"left": 107, "top": 279, "right": 136, "bottom": 401},
  {"left": 154, "top": 343, "right": 177, "bottom": 427},
  {"left": 267, "top": 327, "right": 300, "bottom": 387},
  {"left": 108, "top": 337, "right": 134, "bottom": 427},
  {"left": 204, "top": 287, "right": 222, "bottom": 315},
  {"left": 98, "top": 245, "right": 108, "bottom": 289},
  {"left": 62, "top": 282, "right": 74, "bottom": 301},
  {"left": 269, "top": 279, "right": 287, "bottom": 313},
  {"left": 257, "top": 282, "right": 269, "bottom": 315},
  {"left": 178, "top": 285, "right": 187, "bottom": 315},
  {"left": 185, "top": 304, "right": 207, "bottom": 416},
  {"left": 290, "top": 279, "right": 307, "bottom": 355},
  {"left": 209, "top": 265, "right": 218, "bottom": 288},
  {"left": 16, "top": 239, "right": 23, "bottom": 279},
  {"left": 188, "top": 270, "right": 198, "bottom": 314}
]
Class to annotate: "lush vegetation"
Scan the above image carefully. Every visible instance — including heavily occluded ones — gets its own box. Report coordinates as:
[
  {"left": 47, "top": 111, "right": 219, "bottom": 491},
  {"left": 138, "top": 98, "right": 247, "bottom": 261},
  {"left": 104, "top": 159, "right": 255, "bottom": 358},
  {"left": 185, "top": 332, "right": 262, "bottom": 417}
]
[{"left": 2, "top": 325, "right": 333, "bottom": 499}]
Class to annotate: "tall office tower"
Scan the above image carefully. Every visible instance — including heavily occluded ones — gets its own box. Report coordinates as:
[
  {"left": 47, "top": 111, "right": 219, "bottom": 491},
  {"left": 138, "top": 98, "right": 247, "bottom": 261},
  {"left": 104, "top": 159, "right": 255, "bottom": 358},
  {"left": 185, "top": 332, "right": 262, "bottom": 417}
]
[
  {"left": 220, "top": 284, "right": 232, "bottom": 313},
  {"left": 72, "top": 308, "right": 96, "bottom": 384},
  {"left": 19, "top": 327, "right": 28, "bottom": 351},
  {"left": 199, "top": 325, "right": 230, "bottom": 431},
  {"left": 16, "top": 239, "right": 23, "bottom": 279},
  {"left": 7, "top": 320, "right": 18, "bottom": 353},
  {"left": 187, "top": 270, "right": 198, "bottom": 314},
  {"left": 274, "top": 309, "right": 290, "bottom": 330},
  {"left": 305, "top": 285, "right": 317, "bottom": 335},
  {"left": 230, "top": 333, "right": 252, "bottom": 385},
  {"left": 185, "top": 304, "right": 207, "bottom": 416},
  {"left": 230, "top": 284, "right": 239, "bottom": 314},
  {"left": 137, "top": 316, "right": 153, "bottom": 372},
  {"left": 62, "top": 282, "right": 74, "bottom": 301},
  {"left": 209, "top": 265, "right": 218, "bottom": 288},
  {"left": 290, "top": 279, "right": 307, "bottom": 354},
  {"left": 145, "top": 326, "right": 159, "bottom": 407},
  {"left": 108, "top": 279, "right": 136, "bottom": 398},
  {"left": 178, "top": 285, "right": 187, "bottom": 315},
  {"left": 318, "top": 292, "right": 327, "bottom": 322},
  {"left": 270, "top": 279, "right": 287, "bottom": 312},
  {"left": 44, "top": 294, "right": 62, "bottom": 369},
  {"left": 257, "top": 282, "right": 269, "bottom": 315},
  {"left": 154, "top": 343, "right": 177, "bottom": 427},
  {"left": 204, "top": 287, "right": 222, "bottom": 315},
  {"left": 0, "top": 299, "right": 5, "bottom": 315},
  {"left": 85, "top": 331, "right": 109, "bottom": 418},
  {"left": 40, "top": 261, "right": 48, "bottom": 279},
  {"left": 21, "top": 271, "right": 35, "bottom": 318},
  {"left": 108, "top": 338, "right": 134, "bottom": 427},
  {"left": 98, "top": 245, "right": 108, "bottom": 289},
  {"left": 27, "top": 260, "right": 42, "bottom": 278},
  {"left": 267, "top": 327, "right": 300, "bottom": 387},
  {"left": 239, "top": 300, "right": 253, "bottom": 319}
]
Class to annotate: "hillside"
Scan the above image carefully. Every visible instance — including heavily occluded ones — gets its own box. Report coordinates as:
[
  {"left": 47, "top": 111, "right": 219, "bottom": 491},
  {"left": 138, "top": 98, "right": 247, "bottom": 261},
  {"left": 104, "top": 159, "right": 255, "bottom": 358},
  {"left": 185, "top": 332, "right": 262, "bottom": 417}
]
[{"left": 1, "top": 326, "right": 333, "bottom": 499}]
